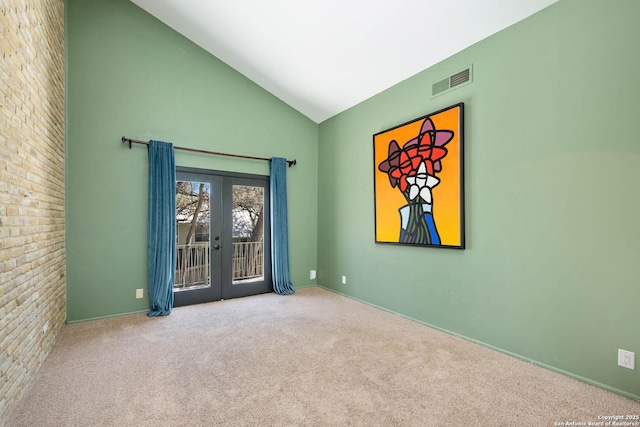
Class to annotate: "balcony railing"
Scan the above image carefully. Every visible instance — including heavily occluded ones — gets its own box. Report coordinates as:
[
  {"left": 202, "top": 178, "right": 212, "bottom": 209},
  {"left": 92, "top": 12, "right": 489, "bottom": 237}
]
[
  {"left": 232, "top": 241, "right": 263, "bottom": 282},
  {"left": 174, "top": 241, "right": 263, "bottom": 289},
  {"left": 175, "top": 243, "right": 210, "bottom": 289}
]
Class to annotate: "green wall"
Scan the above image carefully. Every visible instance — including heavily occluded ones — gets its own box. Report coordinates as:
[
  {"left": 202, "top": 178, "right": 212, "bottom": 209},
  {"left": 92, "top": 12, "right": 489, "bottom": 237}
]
[
  {"left": 317, "top": 0, "right": 640, "bottom": 399},
  {"left": 66, "top": 0, "right": 318, "bottom": 321}
]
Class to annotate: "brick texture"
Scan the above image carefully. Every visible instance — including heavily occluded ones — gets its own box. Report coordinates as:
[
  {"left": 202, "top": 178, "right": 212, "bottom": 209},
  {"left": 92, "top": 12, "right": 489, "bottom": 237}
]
[{"left": 0, "top": 1, "right": 65, "bottom": 425}]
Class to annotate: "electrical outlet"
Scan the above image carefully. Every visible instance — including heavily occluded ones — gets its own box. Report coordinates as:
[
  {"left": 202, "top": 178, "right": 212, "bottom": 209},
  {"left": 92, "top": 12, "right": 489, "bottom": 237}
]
[
  {"left": 618, "top": 349, "right": 635, "bottom": 370},
  {"left": 341, "top": 275, "right": 347, "bottom": 285},
  {"left": 136, "top": 288, "right": 144, "bottom": 299},
  {"left": 310, "top": 270, "right": 316, "bottom": 280}
]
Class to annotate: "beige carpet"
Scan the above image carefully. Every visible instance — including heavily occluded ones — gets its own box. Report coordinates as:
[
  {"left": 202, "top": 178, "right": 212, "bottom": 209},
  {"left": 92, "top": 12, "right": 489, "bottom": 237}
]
[{"left": 7, "top": 287, "right": 639, "bottom": 426}]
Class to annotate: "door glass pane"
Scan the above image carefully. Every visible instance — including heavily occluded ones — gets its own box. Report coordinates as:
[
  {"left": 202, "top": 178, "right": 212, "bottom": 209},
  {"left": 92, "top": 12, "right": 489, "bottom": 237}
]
[
  {"left": 232, "top": 185, "right": 264, "bottom": 284},
  {"left": 175, "top": 180, "right": 211, "bottom": 291}
]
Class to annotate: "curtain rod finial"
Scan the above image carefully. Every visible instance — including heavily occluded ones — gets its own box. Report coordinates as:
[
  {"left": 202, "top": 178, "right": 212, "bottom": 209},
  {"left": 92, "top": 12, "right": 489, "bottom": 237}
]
[
  {"left": 287, "top": 159, "right": 297, "bottom": 167},
  {"left": 122, "top": 136, "right": 132, "bottom": 149}
]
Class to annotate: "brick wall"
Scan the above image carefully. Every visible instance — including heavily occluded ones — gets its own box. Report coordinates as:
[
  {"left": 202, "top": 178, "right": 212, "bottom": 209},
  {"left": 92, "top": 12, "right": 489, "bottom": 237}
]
[{"left": 0, "top": 1, "right": 66, "bottom": 425}]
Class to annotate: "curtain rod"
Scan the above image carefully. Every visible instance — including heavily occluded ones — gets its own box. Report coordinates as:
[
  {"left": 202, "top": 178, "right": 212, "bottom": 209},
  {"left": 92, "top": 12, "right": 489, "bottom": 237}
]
[{"left": 121, "top": 136, "right": 297, "bottom": 167}]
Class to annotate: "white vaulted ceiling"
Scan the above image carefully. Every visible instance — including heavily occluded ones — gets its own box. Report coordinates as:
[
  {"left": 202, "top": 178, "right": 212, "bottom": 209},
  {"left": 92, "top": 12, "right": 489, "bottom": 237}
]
[{"left": 130, "top": 0, "right": 558, "bottom": 123}]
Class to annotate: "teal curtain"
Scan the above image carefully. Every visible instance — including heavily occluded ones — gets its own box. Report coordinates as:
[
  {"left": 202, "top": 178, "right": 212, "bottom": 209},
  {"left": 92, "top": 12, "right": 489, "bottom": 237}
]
[
  {"left": 270, "top": 158, "right": 295, "bottom": 295},
  {"left": 147, "top": 140, "right": 176, "bottom": 316}
]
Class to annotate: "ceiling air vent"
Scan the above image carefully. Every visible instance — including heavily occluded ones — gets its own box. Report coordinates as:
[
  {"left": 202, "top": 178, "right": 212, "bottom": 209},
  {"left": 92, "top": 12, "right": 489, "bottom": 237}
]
[{"left": 431, "top": 65, "right": 473, "bottom": 97}]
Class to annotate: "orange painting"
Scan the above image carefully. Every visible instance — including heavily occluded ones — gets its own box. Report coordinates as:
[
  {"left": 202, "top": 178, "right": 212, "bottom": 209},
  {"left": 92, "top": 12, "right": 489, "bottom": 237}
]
[{"left": 373, "top": 103, "right": 464, "bottom": 248}]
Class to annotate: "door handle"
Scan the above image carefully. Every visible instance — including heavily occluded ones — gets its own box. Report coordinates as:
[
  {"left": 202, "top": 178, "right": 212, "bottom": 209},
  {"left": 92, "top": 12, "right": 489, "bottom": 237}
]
[{"left": 214, "top": 245, "right": 220, "bottom": 250}]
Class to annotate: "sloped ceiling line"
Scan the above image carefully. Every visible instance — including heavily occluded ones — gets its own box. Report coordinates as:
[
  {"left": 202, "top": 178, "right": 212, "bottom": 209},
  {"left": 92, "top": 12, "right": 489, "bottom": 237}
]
[{"left": 130, "top": 0, "right": 558, "bottom": 123}]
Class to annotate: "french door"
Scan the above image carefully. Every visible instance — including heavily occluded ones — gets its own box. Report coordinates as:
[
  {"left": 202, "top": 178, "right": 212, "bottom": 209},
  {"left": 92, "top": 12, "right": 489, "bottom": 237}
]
[{"left": 173, "top": 168, "right": 272, "bottom": 307}]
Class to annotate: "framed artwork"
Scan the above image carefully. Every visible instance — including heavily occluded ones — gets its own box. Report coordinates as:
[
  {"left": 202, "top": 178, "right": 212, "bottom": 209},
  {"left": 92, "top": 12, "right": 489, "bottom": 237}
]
[{"left": 373, "top": 103, "right": 464, "bottom": 249}]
